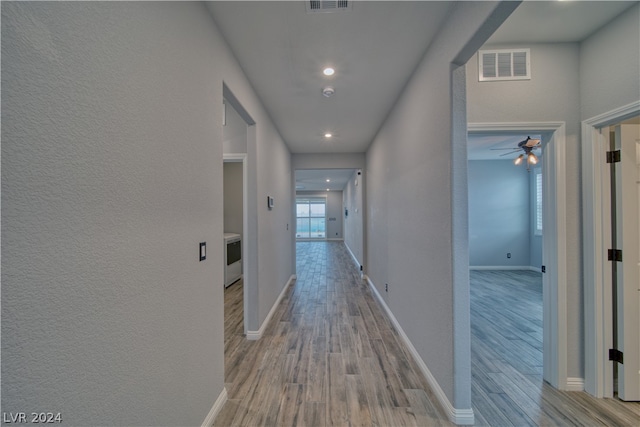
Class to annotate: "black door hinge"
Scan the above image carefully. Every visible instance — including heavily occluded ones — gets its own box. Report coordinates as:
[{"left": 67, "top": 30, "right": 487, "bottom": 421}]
[
  {"left": 608, "top": 249, "right": 622, "bottom": 262},
  {"left": 541, "top": 265, "right": 546, "bottom": 273},
  {"left": 609, "top": 349, "right": 624, "bottom": 364},
  {"left": 606, "top": 150, "right": 621, "bottom": 163}
]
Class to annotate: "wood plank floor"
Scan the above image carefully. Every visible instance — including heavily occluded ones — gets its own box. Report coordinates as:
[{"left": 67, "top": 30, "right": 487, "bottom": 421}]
[
  {"left": 470, "top": 270, "right": 640, "bottom": 426},
  {"left": 217, "top": 241, "right": 453, "bottom": 426},
  {"left": 217, "top": 242, "right": 640, "bottom": 426}
]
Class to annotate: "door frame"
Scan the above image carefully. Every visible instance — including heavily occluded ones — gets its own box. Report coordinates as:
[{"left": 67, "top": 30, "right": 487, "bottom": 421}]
[
  {"left": 468, "top": 121, "right": 568, "bottom": 390},
  {"left": 582, "top": 100, "right": 640, "bottom": 397},
  {"left": 223, "top": 153, "right": 249, "bottom": 336}
]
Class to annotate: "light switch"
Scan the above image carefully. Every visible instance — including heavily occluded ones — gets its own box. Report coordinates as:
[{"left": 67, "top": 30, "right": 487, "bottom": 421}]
[{"left": 200, "top": 242, "right": 206, "bottom": 261}]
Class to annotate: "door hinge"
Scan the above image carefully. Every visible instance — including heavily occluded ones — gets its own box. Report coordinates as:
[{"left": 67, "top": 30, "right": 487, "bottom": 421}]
[
  {"left": 608, "top": 249, "right": 622, "bottom": 262},
  {"left": 541, "top": 265, "right": 546, "bottom": 273},
  {"left": 606, "top": 150, "right": 621, "bottom": 163},
  {"left": 609, "top": 349, "right": 624, "bottom": 364}
]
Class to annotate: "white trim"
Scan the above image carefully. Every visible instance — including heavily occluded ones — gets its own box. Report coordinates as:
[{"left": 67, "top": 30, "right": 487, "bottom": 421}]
[
  {"left": 246, "top": 274, "right": 296, "bottom": 340},
  {"left": 469, "top": 121, "right": 568, "bottom": 390},
  {"left": 326, "top": 238, "right": 344, "bottom": 241},
  {"left": 201, "top": 387, "right": 227, "bottom": 427},
  {"left": 224, "top": 153, "right": 250, "bottom": 336},
  {"left": 345, "top": 242, "right": 361, "bottom": 270},
  {"left": 582, "top": 100, "right": 640, "bottom": 398},
  {"left": 469, "top": 266, "right": 540, "bottom": 272},
  {"left": 565, "top": 378, "right": 585, "bottom": 392},
  {"left": 365, "top": 275, "right": 474, "bottom": 425}
]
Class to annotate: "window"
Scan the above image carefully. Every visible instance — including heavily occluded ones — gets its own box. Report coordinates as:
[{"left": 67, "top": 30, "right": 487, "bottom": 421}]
[
  {"left": 535, "top": 169, "right": 543, "bottom": 235},
  {"left": 296, "top": 198, "right": 326, "bottom": 238}
]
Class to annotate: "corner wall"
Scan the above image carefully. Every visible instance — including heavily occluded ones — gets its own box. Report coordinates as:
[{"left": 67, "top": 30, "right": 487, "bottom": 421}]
[{"left": 365, "top": 1, "right": 519, "bottom": 418}]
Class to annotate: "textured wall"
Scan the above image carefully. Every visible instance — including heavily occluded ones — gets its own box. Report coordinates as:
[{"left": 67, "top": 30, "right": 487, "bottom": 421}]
[
  {"left": 365, "top": 1, "right": 517, "bottom": 412},
  {"left": 343, "top": 170, "right": 364, "bottom": 267},
  {"left": 1, "top": 1, "right": 293, "bottom": 425},
  {"left": 223, "top": 99, "right": 248, "bottom": 154},
  {"left": 468, "top": 160, "right": 531, "bottom": 267},
  {"left": 580, "top": 3, "right": 640, "bottom": 120},
  {"left": 224, "top": 162, "right": 243, "bottom": 235}
]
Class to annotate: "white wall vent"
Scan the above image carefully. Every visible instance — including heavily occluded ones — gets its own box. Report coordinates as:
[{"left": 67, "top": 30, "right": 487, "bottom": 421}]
[
  {"left": 306, "top": 1, "right": 351, "bottom": 13},
  {"left": 478, "top": 49, "right": 530, "bottom": 81}
]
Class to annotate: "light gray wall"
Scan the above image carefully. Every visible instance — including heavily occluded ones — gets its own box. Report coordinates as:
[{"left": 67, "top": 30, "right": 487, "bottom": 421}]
[
  {"left": 1, "top": 2, "right": 293, "bottom": 425},
  {"left": 223, "top": 99, "right": 247, "bottom": 154},
  {"left": 365, "top": 1, "right": 518, "bottom": 411},
  {"left": 296, "top": 191, "right": 343, "bottom": 239},
  {"left": 468, "top": 160, "right": 530, "bottom": 267},
  {"left": 467, "top": 42, "right": 583, "bottom": 379},
  {"left": 580, "top": 3, "right": 640, "bottom": 121},
  {"left": 343, "top": 170, "right": 364, "bottom": 267},
  {"left": 224, "top": 162, "right": 243, "bottom": 235},
  {"left": 292, "top": 153, "right": 365, "bottom": 170}
]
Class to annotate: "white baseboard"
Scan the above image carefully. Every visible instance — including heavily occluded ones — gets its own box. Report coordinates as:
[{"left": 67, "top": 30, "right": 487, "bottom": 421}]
[
  {"left": 327, "top": 238, "right": 344, "bottom": 241},
  {"left": 470, "top": 265, "right": 540, "bottom": 272},
  {"left": 364, "top": 275, "right": 474, "bottom": 425},
  {"left": 246, "top": 274, "right": 296, "bottom": 340},
  {"left": 201, "top": 387, "right": 227, "bottom": 427},
  {"left": 345, "top": 242, "right": 362, "bottom": 271},
  {"left": 565, "top": 377, "right": 585, "bottom": 392}
]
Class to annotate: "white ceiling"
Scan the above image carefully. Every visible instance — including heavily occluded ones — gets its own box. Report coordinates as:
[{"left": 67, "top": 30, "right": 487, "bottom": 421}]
[
  {"left": 206, "top": 1, "right": 454, "bottom": 154},
  {"left": 486, "top": 1, "right": 635, "bottom": 45},
  {"left": 206, "top": 0, "right": 637, "bottom": 175},
  {"left": 295, "top": 168, "right": 355, "bottom": 192}
]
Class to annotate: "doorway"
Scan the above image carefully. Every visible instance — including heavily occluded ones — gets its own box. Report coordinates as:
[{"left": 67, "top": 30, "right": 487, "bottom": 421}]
[
  {"left": 222, "top": 85, "right": 255, "bottom": 347},
  {"left": 468, "top": 122, "right": 569, "bottom": 391},
  {"left": 582, "top": 104, "right": 640, "bottom": 400}
]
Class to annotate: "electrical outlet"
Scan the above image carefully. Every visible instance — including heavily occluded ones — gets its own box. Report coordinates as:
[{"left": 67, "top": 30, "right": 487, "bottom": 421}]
[{"left": 507, "top": 252, "right": 511, "bottom": 259}]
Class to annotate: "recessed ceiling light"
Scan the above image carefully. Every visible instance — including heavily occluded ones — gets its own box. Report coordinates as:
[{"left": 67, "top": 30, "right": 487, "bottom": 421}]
[
  {"left": 324, "top": 133, "right": 332, "bottom": 138},
  {"left": 326, "top": 179, "right": 330, "bottom": 182},
  {"left": 323, "top": 67, "right": 335, "bottom": 76},
  {"left": 326, "top": 189, "right": 330, "bottom": 191},
  {"left": 322, "top": 86, "right": 335, "bottom": 98}
]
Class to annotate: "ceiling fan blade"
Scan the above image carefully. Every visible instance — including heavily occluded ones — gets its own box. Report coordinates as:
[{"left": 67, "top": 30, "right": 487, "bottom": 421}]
[
  {"left": 525, "top": 138, "right": 541, "bottom": 147},
  {"left": 490, "top": 148, "right": 521, "bottom": 150},
  {"left": 499, "top": 151, "right": 518, "bottom": 157}
]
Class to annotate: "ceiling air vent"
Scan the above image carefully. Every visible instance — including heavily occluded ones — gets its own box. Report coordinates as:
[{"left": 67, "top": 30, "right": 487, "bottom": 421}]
[
  {"left": 478, "top": 49, "right": 530, "bottom": 81},
  {"left": 307, "top": 1, "right": 351, "bottom": 13}
]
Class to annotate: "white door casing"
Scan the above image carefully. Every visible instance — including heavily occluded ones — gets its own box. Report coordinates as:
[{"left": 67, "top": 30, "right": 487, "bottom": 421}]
[
  {"left": 582, "top": 100, "right": 640, "bottom": 398},
  {"left": 614, "top": 123, "right": 640, "bottom": 401},
  {"left": 468, "top": 121, "right": 568, "bottom": 389}
]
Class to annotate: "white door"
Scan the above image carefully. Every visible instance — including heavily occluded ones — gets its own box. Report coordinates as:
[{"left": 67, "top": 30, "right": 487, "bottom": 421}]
[{"left": 614, "top": 123, "right": 640, "bottom": 401}]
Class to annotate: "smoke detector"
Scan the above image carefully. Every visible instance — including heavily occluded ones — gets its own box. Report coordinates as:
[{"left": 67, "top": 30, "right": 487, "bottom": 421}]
[{"left": 322, "top": 86, "right": 335, "bottom": 98}]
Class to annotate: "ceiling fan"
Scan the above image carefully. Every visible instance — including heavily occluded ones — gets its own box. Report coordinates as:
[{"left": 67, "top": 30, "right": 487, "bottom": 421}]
[{"left": 491, "top": 136, "right": 541, "bottom": 169}]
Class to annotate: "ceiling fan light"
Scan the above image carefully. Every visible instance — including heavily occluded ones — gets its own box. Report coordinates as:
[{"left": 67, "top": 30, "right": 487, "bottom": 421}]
[
  {"left": 528, "top": 152, "right": 538, "bottom": 164},
  {"left": 515, "top": 154, "right": 524, "bottom": 165}
]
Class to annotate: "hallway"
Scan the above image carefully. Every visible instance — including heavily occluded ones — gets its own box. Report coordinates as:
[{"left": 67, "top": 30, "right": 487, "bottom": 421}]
[
  {"left": 219, "top": 242, "right": 640, "bottom": 426},
  {"left": 217, "top": 241, "right": 453, "bottom": 426}
]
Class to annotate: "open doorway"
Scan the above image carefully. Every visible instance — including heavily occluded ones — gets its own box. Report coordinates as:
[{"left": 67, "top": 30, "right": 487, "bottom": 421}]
[
  {"left": 222, "top": 88, "right": 252, "bottom": 360},
  {"left": 294, "top": 168, "right": 365, "bottom": 272},
  {"left": 467, "top": 122, "right": 570, "bottom": 423}
]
